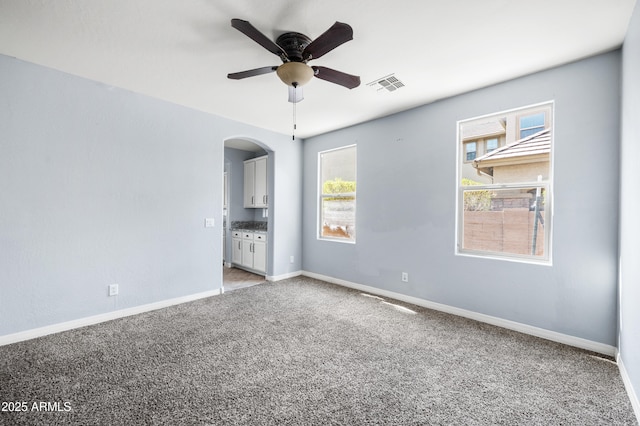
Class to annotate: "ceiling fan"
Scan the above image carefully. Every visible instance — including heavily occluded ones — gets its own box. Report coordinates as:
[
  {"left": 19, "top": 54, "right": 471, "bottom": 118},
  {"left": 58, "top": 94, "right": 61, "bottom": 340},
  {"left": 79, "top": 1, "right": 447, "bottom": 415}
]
[{"left": 227, "top": 19, "right": 360, "bottom": 103}]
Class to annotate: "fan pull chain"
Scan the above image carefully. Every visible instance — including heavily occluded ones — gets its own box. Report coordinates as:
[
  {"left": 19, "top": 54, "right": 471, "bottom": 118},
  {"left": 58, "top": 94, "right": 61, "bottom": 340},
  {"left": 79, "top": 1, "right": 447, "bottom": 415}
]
[{"left": 292, "top": 84, "right": 297, "bottom": 140}]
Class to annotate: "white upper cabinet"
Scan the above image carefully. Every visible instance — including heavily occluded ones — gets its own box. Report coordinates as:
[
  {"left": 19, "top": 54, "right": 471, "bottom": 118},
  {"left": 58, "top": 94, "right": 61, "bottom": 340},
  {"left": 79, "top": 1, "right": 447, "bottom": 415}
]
[
  {"left": 254, "top": 156, "right": 268, "bottom": 208},
  {"left": 243, "top": 159, "right": 255, "bottom": 207},
  {"left": 244, "top": 155, "right": 268, "bottom": 208}
]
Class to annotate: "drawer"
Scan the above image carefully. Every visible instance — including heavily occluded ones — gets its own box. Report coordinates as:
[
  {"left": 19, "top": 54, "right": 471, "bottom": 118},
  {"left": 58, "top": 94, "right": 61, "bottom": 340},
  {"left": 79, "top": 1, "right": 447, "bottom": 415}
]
[
  {"left": 243, "top": 232, "right": 254, "bottom": 239},
  {"left": 254, "top": 233, "right": 267, "bottom": 242},
  {"left": 231, "top": 231, "right": 242, "bottom": 238}
]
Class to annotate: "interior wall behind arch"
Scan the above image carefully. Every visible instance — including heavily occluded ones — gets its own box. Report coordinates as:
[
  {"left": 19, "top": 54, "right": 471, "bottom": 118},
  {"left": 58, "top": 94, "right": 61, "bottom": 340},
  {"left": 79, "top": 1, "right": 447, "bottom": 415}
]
[{"left": 0, "top": 54, "right": 302, "bottom": 337}]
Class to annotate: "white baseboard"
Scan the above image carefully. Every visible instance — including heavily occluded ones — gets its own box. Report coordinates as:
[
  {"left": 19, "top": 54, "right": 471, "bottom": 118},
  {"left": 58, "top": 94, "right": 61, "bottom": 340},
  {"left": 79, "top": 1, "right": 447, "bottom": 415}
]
[
  {"left": 302, "top": 271, "right": 617, "bottom": 357},
  {"left": 617, "top": 353, "right": 640, "bottom": 422},
  {"left": 267, "top": 270, "right": 302, "bottom": 282},
  {"left": 2, "top": 271, "right": 619, "bottom": 358},
  {"left": 0, "top": 289, "right": 221, "bottom": 347}
]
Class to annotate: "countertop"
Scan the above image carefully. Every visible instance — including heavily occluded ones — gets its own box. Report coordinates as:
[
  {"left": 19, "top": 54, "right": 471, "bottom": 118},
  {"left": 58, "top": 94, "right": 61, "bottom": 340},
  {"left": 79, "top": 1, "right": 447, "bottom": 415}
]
[{"left": 230, "top": 221, "right": 267, "bottom": 232}]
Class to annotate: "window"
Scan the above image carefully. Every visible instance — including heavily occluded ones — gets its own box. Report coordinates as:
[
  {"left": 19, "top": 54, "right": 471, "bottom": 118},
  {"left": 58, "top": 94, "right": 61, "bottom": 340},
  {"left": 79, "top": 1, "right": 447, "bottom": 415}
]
[
  {"left": 465, "top": 142, "right": 477, "bottom": 161},
  {"left": 457, "top": 102, "right": 553, "bottom": 263},
  {"left": 319, "top": 145, "right": 357, "bottom": 242},
  {"left": 520, "top": 112, "right": 545, "bottom": 138},
  {"left": 486, "top": 138, "right": 498, "bottom": 153}
]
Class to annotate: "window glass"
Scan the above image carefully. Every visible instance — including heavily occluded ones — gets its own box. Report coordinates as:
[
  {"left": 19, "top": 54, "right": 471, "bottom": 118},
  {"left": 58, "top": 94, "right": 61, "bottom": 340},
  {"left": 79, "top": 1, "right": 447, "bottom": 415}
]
[
  {"left": 457, "top": 103, "right": 553, "bottom": 263},
  {"left": 520, "top": 112, "right": 545, "bottom": 138},
  {"left": 465, "top": 142, "right": 477, "bottom": 161},
  {"left": 462, "top": 186, "right": 547, "bottom": 256},
  {"left": 319, "top": 145, "right": 356, "bottom": 242},
  {"left": 486, "top": 138, "right": 498, "bottom": 152}
]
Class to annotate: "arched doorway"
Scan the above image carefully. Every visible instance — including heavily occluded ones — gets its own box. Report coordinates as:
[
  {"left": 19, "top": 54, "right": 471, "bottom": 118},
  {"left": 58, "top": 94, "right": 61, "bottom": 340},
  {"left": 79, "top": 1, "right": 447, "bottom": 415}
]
[{"left": 222, "top": 137, "right": 274, "bottom": 292}]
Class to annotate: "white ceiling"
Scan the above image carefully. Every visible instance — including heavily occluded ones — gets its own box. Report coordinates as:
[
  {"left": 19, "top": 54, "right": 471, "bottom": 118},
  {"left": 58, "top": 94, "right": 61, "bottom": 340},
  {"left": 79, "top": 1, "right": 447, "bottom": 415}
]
[{"left": 0, "top": 0, "right": 636, "bottom": 139}]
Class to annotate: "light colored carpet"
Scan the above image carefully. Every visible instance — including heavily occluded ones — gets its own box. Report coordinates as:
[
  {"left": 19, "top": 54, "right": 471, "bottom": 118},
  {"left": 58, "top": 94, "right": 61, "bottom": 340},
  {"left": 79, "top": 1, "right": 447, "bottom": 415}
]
[{"left": 0, "top": 276, "right": 636, "bottom": 425}]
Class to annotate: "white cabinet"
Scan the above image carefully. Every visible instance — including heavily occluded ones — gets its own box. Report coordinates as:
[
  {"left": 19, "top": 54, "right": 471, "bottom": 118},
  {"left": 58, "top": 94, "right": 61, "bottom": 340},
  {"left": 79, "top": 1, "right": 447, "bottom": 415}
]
[
  {"left": 233, "top": 231, "right": 267, "bottom": 274},
  {"left": 252, "top": 233, "right": 267, "bottom": 272},
  {"left": 231, "top": 231, "right": 242, "bottom": 265},
  {"left": 254, "top": 157, "right": 268, "bottom": 207},
  {"left": 244, "top": 156, "right": 268, "bottom": 208},
  {"left": 241, "top": 236, "right": 253, "bottom": 268}
]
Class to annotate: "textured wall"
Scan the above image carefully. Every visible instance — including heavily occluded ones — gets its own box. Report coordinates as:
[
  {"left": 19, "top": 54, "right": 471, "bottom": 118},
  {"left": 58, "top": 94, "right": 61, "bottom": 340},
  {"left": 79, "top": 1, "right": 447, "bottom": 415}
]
[
  {"left": 0, "top": 55, "right": 301, "bottom": 336},
  {"left": 303, "top": 51, "right": 621, "bottom": 346},
  {"left": 620, "top": 0, "right": 640, "bottom": 414}
]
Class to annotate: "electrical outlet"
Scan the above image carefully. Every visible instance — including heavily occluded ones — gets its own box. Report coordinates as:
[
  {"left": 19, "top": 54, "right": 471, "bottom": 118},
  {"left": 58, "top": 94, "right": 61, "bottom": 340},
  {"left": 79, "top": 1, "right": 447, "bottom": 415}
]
[
  {"left": 290, "top": 255, "right": 295, "bottom": 264},
  {"left": 401, "top": 272, "right": 409, "bottom": 282},
  {"left": 108, "top": 284, "right": 119, "bottom": 296}
]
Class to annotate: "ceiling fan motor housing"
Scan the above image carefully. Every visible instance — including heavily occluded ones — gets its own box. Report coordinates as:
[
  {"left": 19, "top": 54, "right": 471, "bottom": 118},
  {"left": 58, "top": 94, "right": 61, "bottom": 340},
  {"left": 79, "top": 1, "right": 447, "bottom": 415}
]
[
  {"left": 276, "top": 32, "right": 312, "bottom": 62},
  {"left": 275, "top": 32, "right": 315, "bottom": 87}
]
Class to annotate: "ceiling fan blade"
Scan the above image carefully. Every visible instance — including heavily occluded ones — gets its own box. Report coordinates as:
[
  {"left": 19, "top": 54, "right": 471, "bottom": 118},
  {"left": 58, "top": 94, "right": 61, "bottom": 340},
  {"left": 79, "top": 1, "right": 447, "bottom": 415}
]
[
  {"left": 227, "top": 66, "right": 278, "bottom": 80},
  {"left": 303, "top": 22, "right": 353, "bottom": 60},
  {"left": 312, "top": 66, "right": 360, "bottom": 89},
  {"left": 231, "top": 19, "right": 287, "bottom": 58}
]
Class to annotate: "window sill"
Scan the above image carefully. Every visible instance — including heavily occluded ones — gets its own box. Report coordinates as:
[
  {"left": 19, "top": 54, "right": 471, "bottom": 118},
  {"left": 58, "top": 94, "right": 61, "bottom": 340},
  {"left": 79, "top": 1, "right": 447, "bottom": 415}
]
[{"left": 455, "top": 249, "right": 552, "bottom": 266}]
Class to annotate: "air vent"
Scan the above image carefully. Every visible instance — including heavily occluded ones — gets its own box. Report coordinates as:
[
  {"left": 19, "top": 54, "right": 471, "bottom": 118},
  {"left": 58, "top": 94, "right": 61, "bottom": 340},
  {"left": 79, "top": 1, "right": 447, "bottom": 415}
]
[{"left": 367, "top": 74, "right": 405, "bottom": 92}]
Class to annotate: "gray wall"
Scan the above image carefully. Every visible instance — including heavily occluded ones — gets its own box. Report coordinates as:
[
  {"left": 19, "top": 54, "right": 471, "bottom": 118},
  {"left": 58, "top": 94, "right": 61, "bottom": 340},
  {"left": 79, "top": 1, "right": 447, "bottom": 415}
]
[
  {"left": 303, "top": 51, "right": 621, "bottom": 346},
  {"left": 620, "top": 0, "right": 640, "bottom": 410},
  {"left": 0, "top": 55, "right": 302, "bottom": 336}
]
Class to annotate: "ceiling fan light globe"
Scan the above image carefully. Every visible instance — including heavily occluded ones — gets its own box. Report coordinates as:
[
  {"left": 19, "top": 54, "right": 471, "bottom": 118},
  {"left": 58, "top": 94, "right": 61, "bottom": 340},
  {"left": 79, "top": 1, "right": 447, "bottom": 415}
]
[{"left": 276, "top": 62, "right": 314, "bottom": 87}]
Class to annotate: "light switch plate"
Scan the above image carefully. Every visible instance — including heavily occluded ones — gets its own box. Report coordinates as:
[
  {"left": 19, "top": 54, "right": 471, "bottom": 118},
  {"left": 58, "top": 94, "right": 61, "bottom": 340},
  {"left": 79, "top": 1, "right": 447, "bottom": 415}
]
[{"left": 205, "top": 218, "right": 215, "bottom": 228}]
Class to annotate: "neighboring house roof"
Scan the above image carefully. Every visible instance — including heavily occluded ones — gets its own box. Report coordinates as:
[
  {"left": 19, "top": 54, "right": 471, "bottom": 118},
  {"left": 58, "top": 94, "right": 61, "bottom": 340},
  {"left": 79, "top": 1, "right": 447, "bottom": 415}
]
[
  {"left": 473, "top": 129, "right": 551, "bottom": 175},
  {"left": 461, "top": 119, "right": 506, "bottom": 141}
]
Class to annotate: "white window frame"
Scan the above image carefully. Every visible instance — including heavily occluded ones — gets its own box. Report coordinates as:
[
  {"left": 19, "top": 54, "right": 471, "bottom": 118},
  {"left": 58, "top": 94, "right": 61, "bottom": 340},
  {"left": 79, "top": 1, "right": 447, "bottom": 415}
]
[
  {"left": 317, "top": 144, "right": 357, "bottom": 244},
  {"left": 455, "top": 102, "right": 554, "bottom": 265}
]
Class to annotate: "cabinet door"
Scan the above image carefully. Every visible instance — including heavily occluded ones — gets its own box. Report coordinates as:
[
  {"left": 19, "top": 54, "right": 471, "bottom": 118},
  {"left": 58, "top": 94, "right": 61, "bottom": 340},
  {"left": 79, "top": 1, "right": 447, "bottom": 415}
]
[
  {"left": 241, "top": 239, "right": 254, "bottom": 268},
  {"left": 254, "top": 157, "right": 268, "bottom": 208},
  {"left": 252, "top": 240, "right": 267, "bottom": 273},
  {"left": 243, "top": 160, "right": 255, "bottom": 207},
  {"left": 232, "top": 238, "right": 242, "bottom": 264}
]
